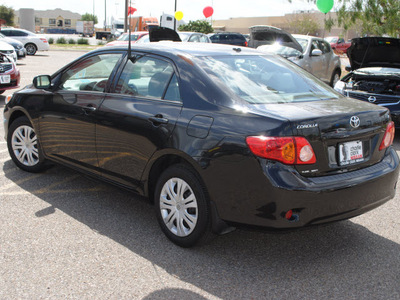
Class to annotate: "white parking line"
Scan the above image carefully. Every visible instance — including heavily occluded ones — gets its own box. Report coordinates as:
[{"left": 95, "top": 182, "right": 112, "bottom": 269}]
[{"left": 0, "top": 148, "right": 9, "bottom": 153}]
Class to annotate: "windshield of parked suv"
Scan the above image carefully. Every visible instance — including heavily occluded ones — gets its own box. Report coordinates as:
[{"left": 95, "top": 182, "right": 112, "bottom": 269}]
[
  {"left": 259, "top": 43, "right": 302, "bottom": 58},
  {"left": 325, "top": 37, "right": 338, "bottom": 43},
  {"left": 294, "top": 38, "right": 308, "bottom": 53},
  {"left": 195, "top": 55, "right": 340, "bottom": 104}
]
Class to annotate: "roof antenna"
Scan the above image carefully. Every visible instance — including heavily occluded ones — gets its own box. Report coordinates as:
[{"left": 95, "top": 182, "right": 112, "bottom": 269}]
[{"left": 127, "top": 0, "right": 132, "bottom": 60}]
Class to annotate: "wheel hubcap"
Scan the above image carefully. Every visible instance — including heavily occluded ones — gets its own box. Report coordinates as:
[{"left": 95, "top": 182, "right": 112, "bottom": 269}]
[
  {"left": 11, "top": 125, "right": 39, "bottom": 166},
  {"left": 160, "top": 178, "right": 198, "bottom": 237}
]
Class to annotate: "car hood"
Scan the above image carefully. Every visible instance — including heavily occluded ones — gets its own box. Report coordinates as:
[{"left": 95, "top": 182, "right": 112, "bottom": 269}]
[
  {"left": 149, "top": 27, "right": 182, "bottom": 42},
  {"left": 249, "top": 26, "right": 303, "bottom": 52},
  {"left": 347, "top": 37, "right": 400, "bottom": 70},
  {"left": 0, "top": 40, "right": 14, "bottom": 51}
]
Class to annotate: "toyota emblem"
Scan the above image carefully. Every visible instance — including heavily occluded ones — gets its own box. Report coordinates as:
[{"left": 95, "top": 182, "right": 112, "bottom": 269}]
[
  {"left": 350, "top": 116, "right": 360, "bottom": 128},
  {"left": 368, "top": 96, "right": 377, "bottom": 103}
]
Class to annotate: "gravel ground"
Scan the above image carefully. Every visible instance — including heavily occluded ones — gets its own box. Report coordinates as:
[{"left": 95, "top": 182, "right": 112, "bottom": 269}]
[{"left": 0, "top": 51, "right": 399, "bottom": 299}]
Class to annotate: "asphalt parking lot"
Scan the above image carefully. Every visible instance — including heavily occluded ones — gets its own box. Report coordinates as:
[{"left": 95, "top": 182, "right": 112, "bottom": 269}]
[{"left": 1, "top": 50, "right": 400, "bottom": 299}]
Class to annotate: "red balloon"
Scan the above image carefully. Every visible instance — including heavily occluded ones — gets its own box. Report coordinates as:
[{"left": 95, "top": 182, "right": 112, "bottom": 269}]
[
  {"left": 128, "top": 7, "right": 137, "bottom": 16},
  {"left": 203, "top": 6, "right": 214, "bottom": 18}
]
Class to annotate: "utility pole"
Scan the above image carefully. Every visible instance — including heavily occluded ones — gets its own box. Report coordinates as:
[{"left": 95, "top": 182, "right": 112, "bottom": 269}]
[
  {"left": 174, "top": 0, "right": 177, "bottom": 31},
  {"left": 124, "top": 0, "right": 128, "bottom": 33},
  {"left": 104, "top": 0, "right": 107, "bottom": 31}
]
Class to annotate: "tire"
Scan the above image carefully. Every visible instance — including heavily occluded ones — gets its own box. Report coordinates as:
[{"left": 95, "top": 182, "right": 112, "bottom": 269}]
[
  {"left": 7, "top": 116, "right": 47, "bottom": 172},
  {"left": 25, "top": 43, "right": 37, "bottom": 55},
  {"left": 330, "top": 69, "right": 341, "bottom": 87},
  {"left": 154, "top": 164, "right": 212, "bottom": 247}
]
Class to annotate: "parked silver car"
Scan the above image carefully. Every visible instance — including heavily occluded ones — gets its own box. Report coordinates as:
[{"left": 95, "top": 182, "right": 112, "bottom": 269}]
[{"left": 258, "top": 34, "right": 341, "bottom": 87}]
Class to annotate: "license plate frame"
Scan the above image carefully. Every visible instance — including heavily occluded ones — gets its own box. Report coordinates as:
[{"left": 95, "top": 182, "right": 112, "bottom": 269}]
[{"left": 338, "top": 140, "right": 364, "bottom": 166}]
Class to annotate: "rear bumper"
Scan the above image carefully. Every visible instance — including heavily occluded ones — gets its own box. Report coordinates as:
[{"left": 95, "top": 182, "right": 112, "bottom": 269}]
[{"left": 208, "top": 147, "right": 399, "bottom": 229}]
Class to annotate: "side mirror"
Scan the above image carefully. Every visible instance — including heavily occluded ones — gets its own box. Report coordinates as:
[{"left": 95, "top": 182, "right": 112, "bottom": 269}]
[
  {"left": 345, "top": 65, "right": 352, "bottom": 72},
  {"left": 311, "top": 49, "right": 322, "bottom": 56},
  {"left": 33, "top": 75, "right": 51, "bottom": 89}
]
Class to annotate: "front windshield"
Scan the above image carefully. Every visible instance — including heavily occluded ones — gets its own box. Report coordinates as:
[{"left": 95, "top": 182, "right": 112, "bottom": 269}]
[
  {"left": 294, "top": 38, "right": 308, "bottom": 54},
  {"left": 178, "top": 33, "right": 190, "bottom": 42},
  {"left": 325, "top": 37, "right": 337, "bottom": 43},
  {"left": 260, "top": 43, "right": 302, "bottom": 57},
  {"left": 195, "top": 55, "right": 340, "bottom": 104},
  {"left": 136, "top": 34, "right": 149, "bottom": 43},
  {"left": 118, "top": 33, "right": 141, "bottom": 41}
]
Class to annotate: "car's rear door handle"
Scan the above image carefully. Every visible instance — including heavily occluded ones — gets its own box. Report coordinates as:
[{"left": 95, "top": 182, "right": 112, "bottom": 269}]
[{"left": 149, "top": 115, "right": 169, "bottom": 125}]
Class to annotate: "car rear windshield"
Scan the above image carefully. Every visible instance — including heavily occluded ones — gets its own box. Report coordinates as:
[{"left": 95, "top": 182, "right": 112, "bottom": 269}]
[{"left": 195, "top": 55, "right": 340, "bottom": 104}]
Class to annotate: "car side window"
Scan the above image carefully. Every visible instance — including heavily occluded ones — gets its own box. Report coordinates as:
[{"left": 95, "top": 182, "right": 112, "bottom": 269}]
[
  {"left": 210, "top": 35, "right": 219, "bottom": 42},
  {"left": 311, "top": 40, "right": 319, "bottom": 53},
  {"left": 317, "top": 41, "right": 330, "bottom": 54},
  {"left": 13, "top": 31, "right": 28, "bottom": 37},
  {"left": 115, "top": 56, "right": 180, "bottom": 101},
  {"left": 59, "top": 53, "right": 122, "bottom": 92}
]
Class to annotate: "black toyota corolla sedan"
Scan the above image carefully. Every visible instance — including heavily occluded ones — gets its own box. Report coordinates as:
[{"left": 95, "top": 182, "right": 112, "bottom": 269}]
[{"left": 3, "top": 42, "right": 399, "bottom": 247}]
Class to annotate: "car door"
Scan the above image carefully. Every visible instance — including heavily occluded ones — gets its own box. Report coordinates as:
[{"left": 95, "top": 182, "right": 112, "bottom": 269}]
[
  {"left": 39, "top": 52, "right": 123, "bottom": 173},
  {"left": 309, "top": 39, "right": 328, "bottom": 82},
  {"left": 95, "top": 54, "right": 183, "bottom": 189}
]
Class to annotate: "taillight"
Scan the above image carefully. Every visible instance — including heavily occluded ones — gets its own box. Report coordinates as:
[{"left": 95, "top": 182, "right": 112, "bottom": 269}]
[
  {"left": 246, "top": 136, "right": 316, "bottom": 165},
  {"left": 244, "top": 41, "right": 248, "bottom": 47},
  {"left": 40, "top": 38, "right": 48, "bottom": 43},
  {"left": 379, "top": 121, "right": 395, "bottom": 151}
]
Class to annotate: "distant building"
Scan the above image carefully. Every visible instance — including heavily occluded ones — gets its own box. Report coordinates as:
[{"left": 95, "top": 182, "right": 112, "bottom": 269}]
[
  {"left": 14, "top": 8, "right": 81, "bottom": 33},
  {"left": 212, "top": 11, "right": 358, "bottom": 40}
]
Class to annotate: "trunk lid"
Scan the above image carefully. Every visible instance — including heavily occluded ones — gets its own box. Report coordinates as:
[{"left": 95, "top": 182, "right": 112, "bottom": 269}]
[{"left": 251, "top": 98, "right": 391, "bottom": 176}]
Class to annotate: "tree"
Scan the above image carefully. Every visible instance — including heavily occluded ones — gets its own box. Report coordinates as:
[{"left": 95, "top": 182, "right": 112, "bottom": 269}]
[
  {"left": 81, "top": 13, "right": 98, "bottom": 25},
  {"left": 335, "top": 0, "right": 400, "bottom": 37},
  {"left": 0, "top": 5, "right": 14, "bottom": 26},
  {"left": 287, "top": 14, "right": 319, "bottom": 35},
  {"left": 297, "top": 0, "right": 400, "bottom": 37},
  {"left": 178, "top": 20, "right": 213, "bottom": 34}
]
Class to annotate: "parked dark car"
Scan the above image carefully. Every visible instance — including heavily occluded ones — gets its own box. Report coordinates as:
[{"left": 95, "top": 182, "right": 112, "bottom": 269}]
[
  {"left": 209, "top": 32, "right": 247, "bottom": 46},
  {"left": 4, "top": 43, "right": 399, "bottom": 247},
  {"left": 334, "top": 37, "right": 400, "bottom": 127}
]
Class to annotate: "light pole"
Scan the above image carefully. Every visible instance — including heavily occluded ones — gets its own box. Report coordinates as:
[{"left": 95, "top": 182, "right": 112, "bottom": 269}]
[
  {"left": 124, "top": 0, "right": 128, "bottom": 33},
  {"left": 174, "top": 0, "right": 177, "bottom": 31},
  {"left": 104, "top": 0, "right": 107, "bottom": 31}
]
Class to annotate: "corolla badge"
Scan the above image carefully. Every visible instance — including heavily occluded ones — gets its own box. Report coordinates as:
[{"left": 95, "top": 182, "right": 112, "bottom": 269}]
[
  {"left": 368, "top": 96, "right": 377, "bottom": 103},
  {"left": 350, "top": 116, "right": 360, "bottom": 128}
]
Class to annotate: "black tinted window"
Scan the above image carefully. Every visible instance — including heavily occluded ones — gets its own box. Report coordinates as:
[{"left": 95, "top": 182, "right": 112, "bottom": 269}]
[
  {"left": 12, "top": 30, "right": 29, "bottom": 37},
  {"left": 115, "top": 56, "right": 180, "bottom": 101}
]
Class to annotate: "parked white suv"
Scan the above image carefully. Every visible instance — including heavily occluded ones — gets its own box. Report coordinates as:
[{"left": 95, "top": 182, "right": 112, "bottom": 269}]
[{"left": 0, "top": 28, "right": 49, "bottom": 55}]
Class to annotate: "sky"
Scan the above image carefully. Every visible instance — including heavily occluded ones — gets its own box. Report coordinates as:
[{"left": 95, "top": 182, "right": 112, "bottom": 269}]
[{"left": 2, "top": 0, "right": 317, "bottom": 28}]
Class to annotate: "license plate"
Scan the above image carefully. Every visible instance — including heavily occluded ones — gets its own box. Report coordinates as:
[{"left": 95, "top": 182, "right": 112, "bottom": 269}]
[
  {"left": 339, "top": 140, "right": 364, "bottom": 165},
  {"left": 0, "top": 75, "right": 10, "bottom": 84}
]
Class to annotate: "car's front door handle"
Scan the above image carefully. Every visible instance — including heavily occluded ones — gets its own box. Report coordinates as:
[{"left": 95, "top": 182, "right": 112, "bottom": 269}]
[
  {"left": 148, "top": 115, "right": 169, "bottom": 125},
  {"left": 82, "top": 105, "right": 96, "bottom": 114}
]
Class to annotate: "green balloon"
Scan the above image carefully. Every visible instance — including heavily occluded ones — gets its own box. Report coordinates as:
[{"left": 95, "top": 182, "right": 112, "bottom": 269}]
[{"left": 316, "top": 0, "right": 334, "bottom": 13}]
